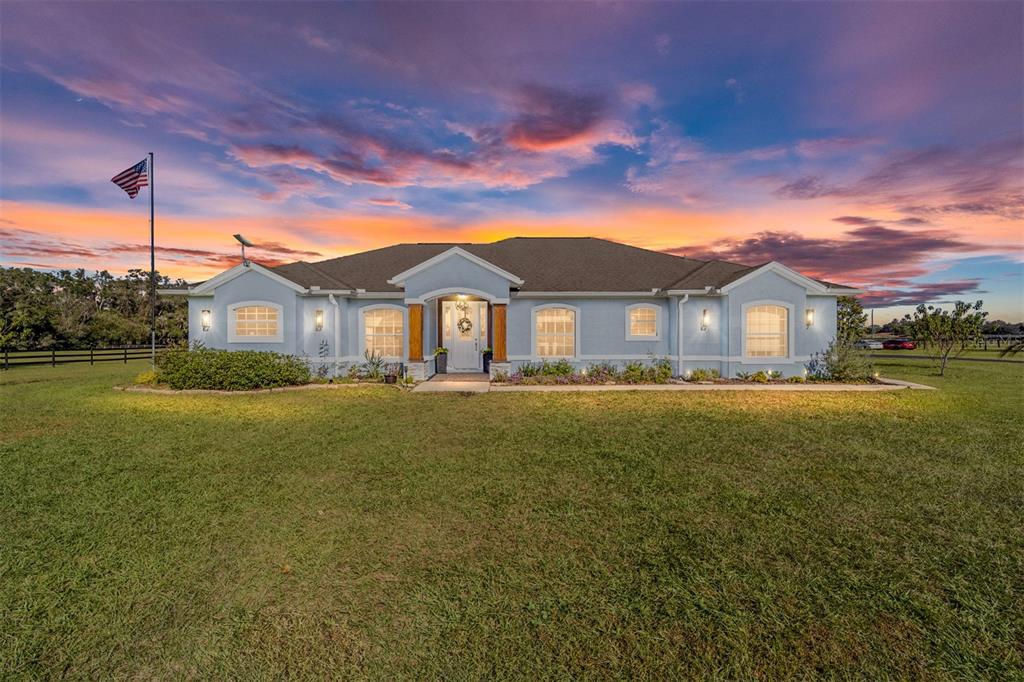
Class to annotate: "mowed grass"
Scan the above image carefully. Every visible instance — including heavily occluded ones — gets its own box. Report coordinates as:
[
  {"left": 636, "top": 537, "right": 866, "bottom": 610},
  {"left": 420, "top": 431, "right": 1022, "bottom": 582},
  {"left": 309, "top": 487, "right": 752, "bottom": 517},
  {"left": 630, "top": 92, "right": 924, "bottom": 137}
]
[{"left": 1, "top": 360, "right": 1022, "bottom": 679}]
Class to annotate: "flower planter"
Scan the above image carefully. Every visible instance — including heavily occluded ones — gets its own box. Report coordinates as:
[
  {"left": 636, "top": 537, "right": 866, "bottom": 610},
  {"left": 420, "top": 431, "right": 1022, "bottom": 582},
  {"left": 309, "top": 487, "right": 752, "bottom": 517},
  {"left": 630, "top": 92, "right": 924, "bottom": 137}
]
[
  {"left": 435, "top": 352, "right": 448, "bottom": 374},
  {"left": 384, "top": 375, "right": 397, "bottom": 384},
  {"left": 482, "top": 351, "right": 492, "bottom": 373}
]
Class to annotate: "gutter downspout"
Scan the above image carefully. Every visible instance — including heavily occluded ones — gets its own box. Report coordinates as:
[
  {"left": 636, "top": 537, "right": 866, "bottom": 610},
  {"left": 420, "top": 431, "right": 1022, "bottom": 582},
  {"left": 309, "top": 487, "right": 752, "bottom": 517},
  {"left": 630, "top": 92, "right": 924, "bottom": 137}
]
[
  {"left": 678, "top": 294, "right": 688, "bottom": 371},
  {"left": 328, "top": 294, "right": 341, "bottom": 377}
]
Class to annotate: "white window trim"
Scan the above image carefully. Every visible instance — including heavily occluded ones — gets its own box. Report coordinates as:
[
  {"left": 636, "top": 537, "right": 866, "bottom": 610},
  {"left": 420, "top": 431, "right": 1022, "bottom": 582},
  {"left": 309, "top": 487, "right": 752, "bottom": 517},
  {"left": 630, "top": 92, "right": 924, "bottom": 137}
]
[
  {"left": 227, "top": 300, "right": 284, "bottom": 343},
  {"left": 358, "top": 304, "right": 407, "bottom": 361},
  {"left": 741, "top": 300, "right": 794, "bottom": 361},
  {"left": 625, "top": 302, "right": 661, "bottom": 341},
  {"left": 530, "top": 303, "right": 580, "bottom": 360}
]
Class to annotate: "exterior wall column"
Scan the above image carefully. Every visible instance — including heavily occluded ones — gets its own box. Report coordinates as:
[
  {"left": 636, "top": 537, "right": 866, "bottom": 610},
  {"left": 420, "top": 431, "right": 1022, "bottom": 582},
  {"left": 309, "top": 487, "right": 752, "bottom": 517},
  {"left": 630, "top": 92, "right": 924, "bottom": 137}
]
[
  {"left": 492, "top": 303, "right": 507, "bottom": 362},
  {"left": 408, "top": 303, "right": 424, "bottom": 362}
]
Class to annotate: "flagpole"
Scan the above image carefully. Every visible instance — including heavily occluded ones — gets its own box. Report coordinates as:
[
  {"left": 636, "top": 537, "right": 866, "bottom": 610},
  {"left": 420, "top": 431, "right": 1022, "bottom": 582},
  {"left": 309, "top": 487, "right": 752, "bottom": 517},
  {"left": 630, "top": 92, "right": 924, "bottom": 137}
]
[{"left": 149, "top": 151, "right": 156, "bottom": 369}]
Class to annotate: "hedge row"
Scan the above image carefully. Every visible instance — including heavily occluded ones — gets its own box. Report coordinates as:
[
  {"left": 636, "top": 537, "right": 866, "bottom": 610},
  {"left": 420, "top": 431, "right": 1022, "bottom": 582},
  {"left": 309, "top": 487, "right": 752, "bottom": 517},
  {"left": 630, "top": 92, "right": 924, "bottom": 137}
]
[{"left": 156, "top": 347, "right": 310, "bottom": 390}]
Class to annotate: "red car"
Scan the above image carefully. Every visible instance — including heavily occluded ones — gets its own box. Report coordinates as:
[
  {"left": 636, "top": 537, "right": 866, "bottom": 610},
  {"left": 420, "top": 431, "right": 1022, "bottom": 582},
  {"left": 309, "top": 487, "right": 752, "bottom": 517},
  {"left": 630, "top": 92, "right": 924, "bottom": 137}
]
[{"left": 882, "top": 338, "right": 917, "bottom": 350}]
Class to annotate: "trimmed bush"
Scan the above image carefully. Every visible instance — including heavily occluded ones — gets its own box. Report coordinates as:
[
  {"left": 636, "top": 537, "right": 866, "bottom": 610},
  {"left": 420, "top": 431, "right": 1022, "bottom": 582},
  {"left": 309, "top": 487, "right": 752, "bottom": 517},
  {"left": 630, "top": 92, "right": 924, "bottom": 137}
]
[
  {"left": 134, "top": 370, "right": 159, "bottom": 386},
  {"left": 156, "top": 347, "right": 311, "bottom": 390},
  {"left": 805, "top": 337, "right": 875, "bottom": 382},
  {"left": 505, "top": 359, "right": 673, "bottom": 385},
  {"left": 519, "top": 360, "right": 575, "bottom": 378},
  {"left": 688, "top": 368, "right": 720, "bottom": 382}
]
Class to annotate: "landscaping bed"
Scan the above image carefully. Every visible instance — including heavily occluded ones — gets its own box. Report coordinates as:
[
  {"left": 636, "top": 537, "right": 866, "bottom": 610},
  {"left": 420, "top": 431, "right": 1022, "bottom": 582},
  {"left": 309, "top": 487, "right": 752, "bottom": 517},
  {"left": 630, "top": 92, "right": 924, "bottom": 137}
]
[
  {"left": 140, "top": 346, "right": 412, "bottom": 391},
  {"left": 493, "top": 361, "right": 881, "bottom": 386}
]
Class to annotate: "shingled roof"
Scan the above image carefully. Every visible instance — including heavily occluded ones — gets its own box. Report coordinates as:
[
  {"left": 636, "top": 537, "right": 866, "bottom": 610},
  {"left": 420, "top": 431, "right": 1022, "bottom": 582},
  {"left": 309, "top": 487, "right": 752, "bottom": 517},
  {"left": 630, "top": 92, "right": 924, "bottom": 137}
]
[{"left": 265, "top": 237, "right": 854, "bottom": 293}]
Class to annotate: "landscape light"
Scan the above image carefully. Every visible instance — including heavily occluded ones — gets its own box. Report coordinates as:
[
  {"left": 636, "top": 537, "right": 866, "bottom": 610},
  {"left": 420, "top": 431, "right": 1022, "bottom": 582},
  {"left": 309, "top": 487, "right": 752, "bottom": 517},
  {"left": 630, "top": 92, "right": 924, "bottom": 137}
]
[
  {"left": 805, "top": 308, "right": 815, "bottom": 328},
  {"left": 201, "top": 309, "right": 211, "bottom": 331},
  {"left": 700, "top": 309, "right": 710, "bottom": 331},
  {"left": 314, "top": 309, "right": 324, "bottom": 331}
]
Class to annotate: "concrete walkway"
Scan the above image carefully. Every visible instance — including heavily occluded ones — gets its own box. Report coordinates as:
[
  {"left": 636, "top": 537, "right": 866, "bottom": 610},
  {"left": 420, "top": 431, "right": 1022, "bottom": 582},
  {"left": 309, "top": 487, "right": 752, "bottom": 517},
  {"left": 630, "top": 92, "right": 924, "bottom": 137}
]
[{"left": 411, "top": 372, "right": 490, "bottom": 393}]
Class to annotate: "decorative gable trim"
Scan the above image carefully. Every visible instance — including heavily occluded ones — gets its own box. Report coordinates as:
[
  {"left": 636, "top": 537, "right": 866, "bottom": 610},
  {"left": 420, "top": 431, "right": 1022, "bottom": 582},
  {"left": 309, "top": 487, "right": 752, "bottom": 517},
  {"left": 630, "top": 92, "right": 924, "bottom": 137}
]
[
  {"left": 190, "top": 262, "right": 308, "bottom": 295},
  {"left": 386, "top": 246, "right": 525, "bottom": 286},
  {"left": 718, "top": 261, "right": 831, "bottom": 295}
]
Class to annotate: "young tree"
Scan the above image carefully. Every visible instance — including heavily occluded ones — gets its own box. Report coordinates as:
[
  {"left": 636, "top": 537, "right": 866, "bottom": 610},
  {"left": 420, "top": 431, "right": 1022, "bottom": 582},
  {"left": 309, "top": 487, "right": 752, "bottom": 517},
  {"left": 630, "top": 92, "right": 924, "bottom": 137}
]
[
  {"left": 836, "top": 296, "right": 867, "bottom": 345},
  {"left": 902, "top": 300, "right": 987, "bottom": 376}
]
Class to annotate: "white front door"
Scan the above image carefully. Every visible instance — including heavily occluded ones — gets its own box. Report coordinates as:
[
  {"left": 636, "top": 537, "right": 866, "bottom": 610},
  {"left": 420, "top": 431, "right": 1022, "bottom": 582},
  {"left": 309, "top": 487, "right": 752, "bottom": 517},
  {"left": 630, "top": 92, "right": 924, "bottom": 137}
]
[{"left": 443, "top": 300, "right": 486, "bottom": 371}]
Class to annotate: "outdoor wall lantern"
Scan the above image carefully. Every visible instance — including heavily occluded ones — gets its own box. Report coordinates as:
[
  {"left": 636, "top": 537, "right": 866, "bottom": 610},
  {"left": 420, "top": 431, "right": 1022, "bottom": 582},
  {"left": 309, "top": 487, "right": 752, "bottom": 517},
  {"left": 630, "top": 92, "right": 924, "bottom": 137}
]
[
  {"left": 201, "top": 309, "right": 211, "bottom": 332},
  {"left": 314, "top": 309, "right": 325, "bottom": 332},
  {"left": 805, "top": 308, "right": 815, "bottom": 328},
  {"left": 700, "top": 309, "right": 710, "bottom": 331}
]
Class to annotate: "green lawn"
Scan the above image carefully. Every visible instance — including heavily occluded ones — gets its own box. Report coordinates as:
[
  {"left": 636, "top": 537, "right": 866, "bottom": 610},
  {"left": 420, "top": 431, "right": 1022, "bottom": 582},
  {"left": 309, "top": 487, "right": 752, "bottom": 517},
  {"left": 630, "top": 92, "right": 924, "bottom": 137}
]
[{"left": 2, "top": 360, "right": 1022, "bottom": 679}]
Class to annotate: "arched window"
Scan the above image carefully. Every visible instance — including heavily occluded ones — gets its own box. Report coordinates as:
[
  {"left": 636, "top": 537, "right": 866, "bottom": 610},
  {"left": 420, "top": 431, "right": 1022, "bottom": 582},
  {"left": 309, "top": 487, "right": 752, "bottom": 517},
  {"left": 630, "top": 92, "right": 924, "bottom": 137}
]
[
  {"left": 626, "top": 304, "right": 659, "bottom": 339},
  {"left": 228, "top": 302, "right": 282, "bottom": 342},
  {"left": 363, "top": 307, "right": 403, "bottom": 358},
  {"left": 535, "top": 307, "right": 576, "bottom": 358},
  {"left": 745, "top": 304, "right": 788, "bottom": 357}
]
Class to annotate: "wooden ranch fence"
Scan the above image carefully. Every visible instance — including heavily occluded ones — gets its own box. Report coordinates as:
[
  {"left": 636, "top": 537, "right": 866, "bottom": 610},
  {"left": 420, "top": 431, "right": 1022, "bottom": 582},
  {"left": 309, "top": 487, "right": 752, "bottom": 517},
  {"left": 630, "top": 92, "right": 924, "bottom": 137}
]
[{"left": 2, "top": 346, "right": 168, "bottom": 369}]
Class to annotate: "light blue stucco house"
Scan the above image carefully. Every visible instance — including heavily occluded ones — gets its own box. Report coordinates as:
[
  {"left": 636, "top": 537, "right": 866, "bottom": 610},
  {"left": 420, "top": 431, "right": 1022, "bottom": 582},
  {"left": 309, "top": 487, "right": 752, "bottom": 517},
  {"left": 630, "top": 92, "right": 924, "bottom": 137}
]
[{"left": 169, "top": 237, "right": 860, "bottom": 379}]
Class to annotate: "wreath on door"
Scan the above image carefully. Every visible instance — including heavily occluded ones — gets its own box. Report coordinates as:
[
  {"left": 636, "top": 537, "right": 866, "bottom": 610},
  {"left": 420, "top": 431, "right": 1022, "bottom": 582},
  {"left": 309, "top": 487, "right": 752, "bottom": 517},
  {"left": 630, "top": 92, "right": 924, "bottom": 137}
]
[{"left": 455, "top": 300, "right": 473, "bottom": 334}]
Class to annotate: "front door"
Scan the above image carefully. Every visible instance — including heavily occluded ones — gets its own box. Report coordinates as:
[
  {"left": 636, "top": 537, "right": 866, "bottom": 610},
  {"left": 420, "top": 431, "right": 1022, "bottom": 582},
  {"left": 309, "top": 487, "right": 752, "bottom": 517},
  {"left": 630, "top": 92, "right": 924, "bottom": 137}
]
[{"left": 443, "top": 300, "right": 486, "bottom": 371}]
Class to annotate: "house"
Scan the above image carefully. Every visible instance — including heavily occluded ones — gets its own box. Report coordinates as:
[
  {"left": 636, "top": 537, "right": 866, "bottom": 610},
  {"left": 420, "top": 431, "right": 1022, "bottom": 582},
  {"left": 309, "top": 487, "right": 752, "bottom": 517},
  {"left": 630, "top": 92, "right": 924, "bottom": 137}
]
[{"left": 168, "top": 237, "right": 860, "bottom": 379}]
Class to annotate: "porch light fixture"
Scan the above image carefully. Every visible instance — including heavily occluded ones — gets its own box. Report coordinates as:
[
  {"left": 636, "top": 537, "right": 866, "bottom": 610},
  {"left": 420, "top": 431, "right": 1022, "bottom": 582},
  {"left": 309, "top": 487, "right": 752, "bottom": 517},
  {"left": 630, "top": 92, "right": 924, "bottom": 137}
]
[
  {"left": 314, "top": 309, "right": 324, "bottom": 332},
  {"left": 805, "top": 308, "right": 815, "bottom": 328},
  {"left": 201, "top": 309, "right": 212, "bottom": 332},
  {"left": 700, "top": 309, "right": 710, "bottom": 331}
]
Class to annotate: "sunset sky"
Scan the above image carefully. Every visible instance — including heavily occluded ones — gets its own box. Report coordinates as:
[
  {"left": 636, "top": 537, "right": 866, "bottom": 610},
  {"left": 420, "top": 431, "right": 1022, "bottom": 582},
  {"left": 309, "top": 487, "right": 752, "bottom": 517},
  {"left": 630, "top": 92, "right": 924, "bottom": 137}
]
[{"left": 1, "top": 1, "right": 1022, "bottom": 320}]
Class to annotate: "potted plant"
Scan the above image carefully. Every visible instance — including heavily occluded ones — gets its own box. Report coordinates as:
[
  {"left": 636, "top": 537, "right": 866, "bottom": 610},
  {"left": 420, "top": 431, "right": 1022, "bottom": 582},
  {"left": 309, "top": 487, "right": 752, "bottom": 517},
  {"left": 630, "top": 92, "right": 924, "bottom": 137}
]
[
  {"left": 481, "top": 346, "right": 493, "bottom": 373},
  {"left": 434, "top": 346, "right": 449, "bottom": 374},
  {"left": 384, "top": 362, "right": 400, "bottom": 384}
]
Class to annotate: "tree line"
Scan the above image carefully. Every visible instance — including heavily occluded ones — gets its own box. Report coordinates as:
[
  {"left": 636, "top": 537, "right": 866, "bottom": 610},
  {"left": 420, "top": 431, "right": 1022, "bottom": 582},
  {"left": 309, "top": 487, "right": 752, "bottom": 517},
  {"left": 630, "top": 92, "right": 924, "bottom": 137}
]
[
  {"left": 870, "top": 317, "right": 1022, "bottom": 336},
  {"left": 0, "top": 267, "right": 188, "bottom": 350}
]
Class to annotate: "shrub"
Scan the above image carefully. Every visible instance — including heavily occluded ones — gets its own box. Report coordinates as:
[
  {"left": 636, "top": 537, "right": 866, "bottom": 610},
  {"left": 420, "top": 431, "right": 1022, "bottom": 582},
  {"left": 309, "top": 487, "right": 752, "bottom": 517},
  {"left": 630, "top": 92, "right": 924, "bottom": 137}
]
[
  {"left": 804, "top": 354, "right": 830, "bottom": 381},
  {"left": 585, "top": 362, "right": 618, "bottom": 382},
  {"left": 621, "top": 359, "right": 672, "bottom": 384},
  {"left": 156, "top": 347, "right": 311, "bottom": 390},
  {"left": 807, "top": 337, "right": 875, "bottom": 382},
  {"left": 359, "top": 350, "right": 386, "bottom": 381},
  {"left": 518, "top": 362, "right": 541, "bottom": 377},
  {"left": 492, "top": 370, "right": 509, "bottom": 383},
  {"left": 652, "top": 358, "right": 673, "bottom": 383},
  {"left": 621, "top": 361, "right": 646, "bottom": 384},
  {"left": 787, "top": 375, "right": 806, "bottom": 383},
  {"left": 134, "top": 370, "right": 159, "bottom": 385},
  {"left": 540, "top": 359, "right": 575, "bottom": 376},
  {"left": 519, "top": 360, "right": 574, "bottom": 377},
  {"left": 689, "top": 368, "right": 721, "bottom": 382}
]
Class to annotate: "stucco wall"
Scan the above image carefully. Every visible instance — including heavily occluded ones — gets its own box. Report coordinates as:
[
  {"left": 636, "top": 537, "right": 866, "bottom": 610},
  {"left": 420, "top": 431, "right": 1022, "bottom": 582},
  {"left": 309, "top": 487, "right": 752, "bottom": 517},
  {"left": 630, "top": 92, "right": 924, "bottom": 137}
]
[
  {"left": 402, "top": 254, "right": 512, "bottom": 302},
  {"left": 344, "top": 299, "right": 408, "bottom": 362},
  {"left": 188, "top": 269, "right": 300, "bottom": 354},
  {"left": 188, "top": 261, "right": 839, "bottom": 379},
  {"left": 507, "top": 298, "right": 674, "bottom": 363}
]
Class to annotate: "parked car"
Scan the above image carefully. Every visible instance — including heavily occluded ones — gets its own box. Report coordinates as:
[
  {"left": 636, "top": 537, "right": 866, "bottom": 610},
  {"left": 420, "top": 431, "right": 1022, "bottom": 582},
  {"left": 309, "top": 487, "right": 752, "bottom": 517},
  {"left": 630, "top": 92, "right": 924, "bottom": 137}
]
[
  {"left": 854, "top": 339, "right": 884, "bottom": 350},
  {"left": 882, "top": 338, "right": 917, "bottom": 350}
]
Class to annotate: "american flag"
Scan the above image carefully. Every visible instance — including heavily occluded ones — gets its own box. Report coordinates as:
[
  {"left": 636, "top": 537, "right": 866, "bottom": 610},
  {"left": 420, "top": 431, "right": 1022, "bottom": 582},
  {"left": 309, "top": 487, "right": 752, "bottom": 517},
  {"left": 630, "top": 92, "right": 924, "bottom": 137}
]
[{"left": 111, "top": 159, "right": 148, "bottom": 199}]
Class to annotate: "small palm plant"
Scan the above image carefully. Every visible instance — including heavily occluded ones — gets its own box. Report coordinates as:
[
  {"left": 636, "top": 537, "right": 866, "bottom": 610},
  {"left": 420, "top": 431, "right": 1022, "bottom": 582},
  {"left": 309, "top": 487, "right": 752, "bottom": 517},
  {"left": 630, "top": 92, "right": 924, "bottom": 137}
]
[{"left": 360, "top": 349, "right": 386, "bottom": 380}]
